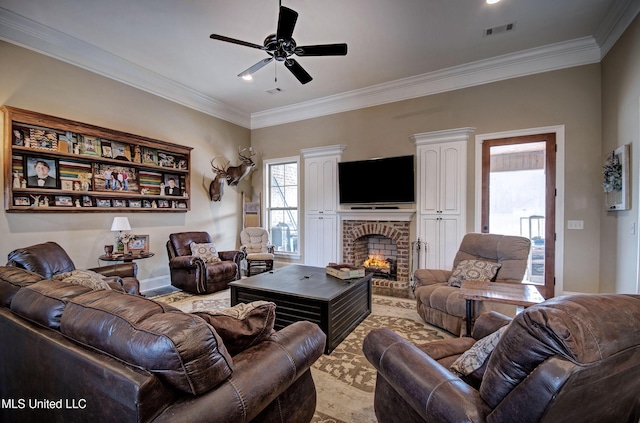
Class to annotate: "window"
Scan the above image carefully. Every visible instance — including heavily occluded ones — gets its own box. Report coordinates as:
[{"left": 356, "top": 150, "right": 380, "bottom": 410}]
[{"left": 264, "top": 157, "right": 299, "bottom": 256}]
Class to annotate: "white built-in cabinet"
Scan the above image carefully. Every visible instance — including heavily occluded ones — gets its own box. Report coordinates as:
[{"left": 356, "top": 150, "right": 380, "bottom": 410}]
[
  {"left": 301, "top": 145, "right": 346, "bottom": 267},
  {"left": 411, "top": 128, "right": 474, "bottom": 269}
]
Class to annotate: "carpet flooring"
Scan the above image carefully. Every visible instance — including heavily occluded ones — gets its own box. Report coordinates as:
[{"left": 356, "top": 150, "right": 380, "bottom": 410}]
[{"left": 153, "top": 289, "right": 450, "bottom": 422}]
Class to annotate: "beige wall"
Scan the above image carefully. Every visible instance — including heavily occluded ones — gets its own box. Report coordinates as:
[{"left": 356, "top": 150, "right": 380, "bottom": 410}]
[
  {"left": 253, "top": 65, "right": 603, "bottom": 294},
  {"left": 601, "top": 14, "right": 640, "bottom": 294},
  {"left": 0, "top": 41, "right": 251, "bottom": 290}
]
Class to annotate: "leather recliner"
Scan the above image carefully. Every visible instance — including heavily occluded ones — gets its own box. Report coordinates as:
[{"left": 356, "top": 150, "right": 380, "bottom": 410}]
[
  {"left": 7, "top": 241, "right": 140, "bottom": 294},
  {"left": 166, "top": 231, "right": 244, "bottom": 294},
  {"left": 364, "top": 293, "right": 640, "bottom": 423},
  {"left": 414, "top": 232, "right": 532, "bottom": 335}
]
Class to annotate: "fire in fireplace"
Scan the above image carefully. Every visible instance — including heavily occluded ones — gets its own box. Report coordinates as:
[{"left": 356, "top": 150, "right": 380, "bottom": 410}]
[{"left": 362, "top": 255, "right": 397, "bottom": 279}]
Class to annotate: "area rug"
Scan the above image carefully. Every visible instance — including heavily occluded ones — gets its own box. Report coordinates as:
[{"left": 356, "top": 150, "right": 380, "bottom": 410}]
[{"left": 153, "top": 290, "right": 450, "bottom": 423}]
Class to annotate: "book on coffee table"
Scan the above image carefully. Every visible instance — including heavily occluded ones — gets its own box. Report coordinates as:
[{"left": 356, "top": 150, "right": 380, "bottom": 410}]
[{"left": 325, "top": 264, "right": 366, "bottom": 279}]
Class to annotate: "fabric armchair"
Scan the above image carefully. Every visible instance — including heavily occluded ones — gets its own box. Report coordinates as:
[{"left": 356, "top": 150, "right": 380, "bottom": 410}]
[
  {"left": 6, "top": 241, "right": 140, "bottom": 294},
  {"left": 240, "top": 227, "right": 275, "bottom": 276},
  {"left": 166, "top": 231, "right": 243, "bottom": 294},
  {"left": 413, "top": 232, "right": 531, "bottom": 335}
]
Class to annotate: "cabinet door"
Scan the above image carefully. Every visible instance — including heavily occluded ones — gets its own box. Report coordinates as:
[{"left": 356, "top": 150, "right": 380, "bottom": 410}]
[
  {"left": 419, "top": 215, "right": 460, "bottom": 270},
  {"left": 419, "top": 147, "right": 440, "bottom": 215},
  {"left": 439, "top": 215, "right": 461, "bottom": 270},
  {"left": 304, "top": 215, "right": 337, "bottom": 266},
  {"left": 420, "top": 216, "right": 440, "bottom": 269},
  {"left": 439, "top": 145, "right": 462, "bottom": 215},
  {"left": 305, "top": 157, "right": 337, "bottom": 214}
]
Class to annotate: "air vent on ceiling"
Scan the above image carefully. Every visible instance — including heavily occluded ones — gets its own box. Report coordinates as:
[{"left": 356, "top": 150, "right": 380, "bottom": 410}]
[
  {"left": 266, "top": 87, "right": 284, "bottom": 95},
  {"left": 484, "top": 22, "right": 516, "bottom": 37}
]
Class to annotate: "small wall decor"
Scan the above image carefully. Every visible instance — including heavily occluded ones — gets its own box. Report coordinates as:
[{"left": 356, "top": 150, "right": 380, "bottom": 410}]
[{"left": 603, "top": 144, "right": 630, "bottom": 210}]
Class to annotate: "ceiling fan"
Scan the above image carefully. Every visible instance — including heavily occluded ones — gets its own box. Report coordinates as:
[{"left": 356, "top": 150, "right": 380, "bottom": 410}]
[{"left": 210, "top": 4, "right": 347, "bottom": 84}]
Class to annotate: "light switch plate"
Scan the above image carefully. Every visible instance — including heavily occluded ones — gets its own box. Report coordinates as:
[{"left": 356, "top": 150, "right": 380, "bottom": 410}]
[{"left": 567, "top": 220, "right": 584, "bottom": 230}]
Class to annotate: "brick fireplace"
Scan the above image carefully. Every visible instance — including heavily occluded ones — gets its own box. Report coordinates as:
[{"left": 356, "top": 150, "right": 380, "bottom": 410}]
[{"left": 340, "top": 211, "right": 413, "bottom": 292}]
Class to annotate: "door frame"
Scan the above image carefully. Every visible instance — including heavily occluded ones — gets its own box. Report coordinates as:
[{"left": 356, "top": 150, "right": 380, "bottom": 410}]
[{"left": 475, "top": 125, "right": 565, "bottom": 297}]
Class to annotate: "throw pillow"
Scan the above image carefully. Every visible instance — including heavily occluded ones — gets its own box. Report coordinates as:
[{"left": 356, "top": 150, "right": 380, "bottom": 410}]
[
  {"left": 450, "top": 325, "right": 508, "bottom": 376},
  {"left": 52, "top": 269, "right": 112, "bottom": 291},
  {"left": 447, "top": 259, "right": 502, "bottom": 288},
  {"left": 193, "top": 301, "right": 276, "bottom": 355},
  {"left": 190, "top": 241, "right": 221, "bottom": 263}
]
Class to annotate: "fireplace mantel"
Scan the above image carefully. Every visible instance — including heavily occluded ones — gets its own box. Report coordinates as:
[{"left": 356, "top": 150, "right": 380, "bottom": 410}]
[{"left": 338, "top": 209, "right": 416, "bottom": 222}]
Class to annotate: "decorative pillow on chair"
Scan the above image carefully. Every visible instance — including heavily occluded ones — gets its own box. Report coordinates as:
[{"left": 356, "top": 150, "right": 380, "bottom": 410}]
[
  {"left": 193, "top": 301, "right": 276, "bottom": 355},
  {"left": 52, "top": 269, "right": 112, "bottom": 291},
  {"left": 447, "top": 259, "right": 502, "bottom": 288},
  {"left": 450, "top": 325, "right": 508, "bottom": 376},
  {"left": 190, "top": 242, "right": 221, "bottom": 263}
]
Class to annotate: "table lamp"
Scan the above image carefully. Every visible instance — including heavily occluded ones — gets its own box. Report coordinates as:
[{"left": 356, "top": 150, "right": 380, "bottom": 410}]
[{"left": 111, "top": 216, "right": 131, "bottom": 252}]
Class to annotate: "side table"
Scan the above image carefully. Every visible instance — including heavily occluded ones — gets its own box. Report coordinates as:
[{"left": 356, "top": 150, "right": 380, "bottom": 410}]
[
  {"left": 99, "top": 252, "right": 155, "bottom": 263},
  {"left": 460, "top": 280, "right": 545, "bottom": 336}
]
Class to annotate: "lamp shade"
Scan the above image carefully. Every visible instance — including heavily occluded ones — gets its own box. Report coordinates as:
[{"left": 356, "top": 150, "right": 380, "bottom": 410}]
[{"left": 110, "top": 216, "right": 131, "bottom": 232}]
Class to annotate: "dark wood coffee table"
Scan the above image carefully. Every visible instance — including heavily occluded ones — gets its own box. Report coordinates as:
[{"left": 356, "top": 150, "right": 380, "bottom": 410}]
[{"left": 229, "top": 264, "right": 372, "bottom": 354}]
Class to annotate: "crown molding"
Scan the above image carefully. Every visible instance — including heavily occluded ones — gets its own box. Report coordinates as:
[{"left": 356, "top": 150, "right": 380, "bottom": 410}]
[
  {"left": 250, "top": 37, "right": 601, "bottom": 129},
  {"left": 0, "top": 7, "right": 251, "bottom": 128},
  {"left": 595, "top": 0, "right": 640, "bottom": 58},
  {"left": 1, "top": 3, "right": 637, "bottom": 131}
]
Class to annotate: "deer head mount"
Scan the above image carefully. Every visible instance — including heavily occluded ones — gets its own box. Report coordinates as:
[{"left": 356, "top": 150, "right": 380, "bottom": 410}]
[
  {"left": 205, "top": 148, "right": 257, "bottom": 202},
  {"left": 205, "top": 156, "right": 229, "bottom": 202},
  {"left": 226, "top": 147, "right": 256, "bottom": 186}
]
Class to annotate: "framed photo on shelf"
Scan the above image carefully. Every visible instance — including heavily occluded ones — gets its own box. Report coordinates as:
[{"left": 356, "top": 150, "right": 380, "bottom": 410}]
[
  {"left": 79, "top": 135, "right": 100, "bottom": 156},
  {"left": 12, "top": 129, "right": 25, "bottom": 146},
  {"left": 82, "top": 195, "right": 93, "bottom": 207},
  {"left": 54, "top": 196, "right": 73, "bottom": 207},
  {"left": 96, "top": 199, "right": 111, "bottom": 207},
  {"left": 158, "top": 199, "right": 170, "bottom": 208},
  {"left": 29, "top": 128, "right": 58, "bottom": 151},
  {"left": 162, "top": 173, "right": 183, "bottom": 196},
  {"left": 24, "top": 156, "right": 59, "bottom": 189},
  {"left": 142, "top": 200, "right": 152, "bottom": 208},
  {"left": 101, "top": 140, "right": 113, "bottom": 158},
  {"left": 158, "top": 152, "right": 176, "bottom": 168},
  {"left": 141, "top": 147, "right": 158, "bottom": 165},
  {"left": 128, "top": 199, "right": 142, "bottom": 208},
  {"left": 13, "top": 196, "right": 30, "bottom": 206},
  {"left": 93, "top": 163, "right": 139, "bottom": 192},
  {"left": 126, "top": 235, "right": 149, "bottom": 255},
  {"left": 61, "top": 180, "right": 74, "bottom": 191},
  {"left": 112, "top": 142, "right": 131, "bottom": 161},
  {"left": 113, "top": 199, "right": 126, "bottom": 208}
]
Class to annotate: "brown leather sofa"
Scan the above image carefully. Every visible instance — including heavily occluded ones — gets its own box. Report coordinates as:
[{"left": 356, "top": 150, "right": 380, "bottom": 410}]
[
  {"left": 7, "top": 241, "right": 141, "bottom": 294},
  {"left": 0, "top": 265, "right": 326, "bottom": 423},
  {"left": 166, "top": 231, "right": 244, "bottom": 294},
  {"left": 414, "top": 233, "right": 531, "bottom": 335},
  {"left": 363, "top": 294, "right": 640, "bottom": 423}
]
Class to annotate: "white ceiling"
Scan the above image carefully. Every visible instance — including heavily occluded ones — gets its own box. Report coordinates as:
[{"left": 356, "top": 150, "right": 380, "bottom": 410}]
[{"left": 0, "top": 0, "right": 639, "bottom": 128}]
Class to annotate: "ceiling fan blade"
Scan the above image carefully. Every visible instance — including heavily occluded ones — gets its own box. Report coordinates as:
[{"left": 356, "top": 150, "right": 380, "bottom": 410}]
[
  {"left": 276, "top": 6, "right": 298, "bottom": 40},
  {"left": 210, "top": 34, "right": 266, "bottom": 50},
  {"left": 284, "top": 58, "right": 312, "bottom": 84},
  {"left": 238, "top": 57, "right": 273, "bottom": 78},
  {"left": 295, "top": 43, "right": 348, "bottom": 56}
]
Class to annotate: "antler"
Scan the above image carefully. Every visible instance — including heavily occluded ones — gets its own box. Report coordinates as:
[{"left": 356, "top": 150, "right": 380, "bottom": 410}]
[
  {"left": 210, "top": 156, "right": 230, "bottom": 175},
  {"left": 238, "top": 147, "right": 256, "bottom": 160}
]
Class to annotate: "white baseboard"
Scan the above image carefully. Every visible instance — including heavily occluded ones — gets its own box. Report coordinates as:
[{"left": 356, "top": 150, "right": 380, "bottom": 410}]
[{"left": 139, "top": 275, "right": 171, "bottom": 292}]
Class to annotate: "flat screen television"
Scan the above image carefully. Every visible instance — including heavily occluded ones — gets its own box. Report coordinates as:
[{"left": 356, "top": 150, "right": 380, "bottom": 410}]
[{"left": 338, "top": 155, "right": 415, "bottom": 205}]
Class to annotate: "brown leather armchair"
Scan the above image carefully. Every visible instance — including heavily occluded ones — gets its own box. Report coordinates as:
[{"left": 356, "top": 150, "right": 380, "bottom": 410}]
[
  {"left": 364, "top": 294, "right": 640, "bottom": 423},
  {"left": 166, "top": 231, "right": 244, "bottom": 294},
  {"left": 414, "top": 232, "right": 532, "bottom": 335},
  {"left": 6, "top": 241, "right": 140, "bottom": 294}
]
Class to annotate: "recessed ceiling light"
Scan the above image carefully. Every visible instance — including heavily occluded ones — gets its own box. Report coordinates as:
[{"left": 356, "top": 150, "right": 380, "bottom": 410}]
[{"left": 487, "top": 0, "right": 500, "bottom": 4}]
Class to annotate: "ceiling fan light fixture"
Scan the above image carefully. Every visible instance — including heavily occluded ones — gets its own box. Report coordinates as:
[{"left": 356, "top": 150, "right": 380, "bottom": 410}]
[
  {"left": 486, "top": 0, "right": 501, "bottom": 4},
  {"left": 241, "top": 74, "right": 253, "bottom": 81}
]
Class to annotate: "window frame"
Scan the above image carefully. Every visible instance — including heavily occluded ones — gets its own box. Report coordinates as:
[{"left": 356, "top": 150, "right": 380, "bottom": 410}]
[{"left": 263, "top": 156, "right": 301, "bottom": 259}]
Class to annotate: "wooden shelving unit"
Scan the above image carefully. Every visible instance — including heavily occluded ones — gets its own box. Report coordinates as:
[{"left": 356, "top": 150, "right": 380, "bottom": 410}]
[{"left": 3, "top": 106, "right": 192, "bottom": 213}]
